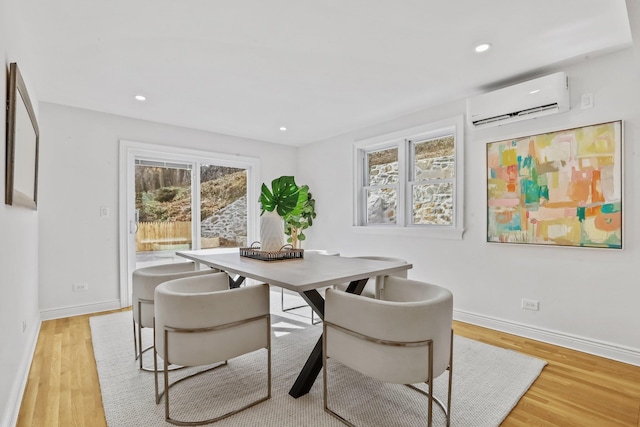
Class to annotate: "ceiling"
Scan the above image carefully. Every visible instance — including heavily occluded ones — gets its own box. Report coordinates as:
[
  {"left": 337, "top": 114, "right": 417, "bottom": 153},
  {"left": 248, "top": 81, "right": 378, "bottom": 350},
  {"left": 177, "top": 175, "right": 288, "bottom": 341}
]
[{"left": 15, "top": 0, "right": 633, "bottom": 146}]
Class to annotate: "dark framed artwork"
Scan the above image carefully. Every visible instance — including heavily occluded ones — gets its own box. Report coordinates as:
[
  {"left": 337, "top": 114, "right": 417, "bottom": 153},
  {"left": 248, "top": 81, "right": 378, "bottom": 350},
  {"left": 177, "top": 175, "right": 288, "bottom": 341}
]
[
  {"left": 5, "top": 62, "right": 40, "bottom": 209},
  {"left": 487, "top": 121, "right": 622, "bottom": 249}
]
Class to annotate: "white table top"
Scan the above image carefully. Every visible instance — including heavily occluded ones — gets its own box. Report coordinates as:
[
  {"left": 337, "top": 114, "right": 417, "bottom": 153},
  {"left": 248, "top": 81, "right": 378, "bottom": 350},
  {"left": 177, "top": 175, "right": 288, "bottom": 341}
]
[{"left": 176, "top": 249, "right": 412, "bottom": 292}]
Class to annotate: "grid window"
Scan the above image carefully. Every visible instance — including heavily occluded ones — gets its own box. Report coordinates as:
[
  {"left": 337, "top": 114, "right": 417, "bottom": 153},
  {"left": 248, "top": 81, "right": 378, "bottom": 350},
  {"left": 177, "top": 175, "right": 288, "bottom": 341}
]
[{"left": 354, "top": 116, "right": 464, "bottom": 238}]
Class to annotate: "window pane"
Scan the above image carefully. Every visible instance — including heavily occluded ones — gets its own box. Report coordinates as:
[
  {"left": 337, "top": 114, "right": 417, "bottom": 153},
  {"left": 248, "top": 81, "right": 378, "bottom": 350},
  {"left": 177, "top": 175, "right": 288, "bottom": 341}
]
[
  {"left": 368, "top": 147, "right": 398, "bottom": 185},
  {"left": 367, "top": 187, "right": 397, "bottom": 224},
  {"left": 414, "top": 136, "right": 454, "bottom": 180},
  {"left": 200, "top": 165, "right": 247, "bottom": 248},
  {"left": 412, "top": 182, "right": 453, "bottom": 225},
  {"left": 135, "top": 164, "right": 193, "bottom": 253}
]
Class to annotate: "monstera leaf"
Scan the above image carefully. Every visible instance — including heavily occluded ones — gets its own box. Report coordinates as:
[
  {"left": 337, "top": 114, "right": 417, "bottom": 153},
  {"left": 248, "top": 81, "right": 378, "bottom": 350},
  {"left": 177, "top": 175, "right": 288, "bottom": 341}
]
[{"left": 260, "top": 176, "right": 305, "bottom": 217}]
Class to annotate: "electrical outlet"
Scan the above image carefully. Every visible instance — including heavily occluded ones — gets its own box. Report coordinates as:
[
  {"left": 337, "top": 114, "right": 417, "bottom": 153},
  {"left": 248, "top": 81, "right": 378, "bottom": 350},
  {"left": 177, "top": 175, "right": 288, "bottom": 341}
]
[
  {"left": 100, "top": 206, "right": 109, "bottom": 217},
  {"left": 73, "top": 283, "right": 88, "bottom": 292},
  {"left": 521, "top": 298, "right": 539, "bottom": 311}
]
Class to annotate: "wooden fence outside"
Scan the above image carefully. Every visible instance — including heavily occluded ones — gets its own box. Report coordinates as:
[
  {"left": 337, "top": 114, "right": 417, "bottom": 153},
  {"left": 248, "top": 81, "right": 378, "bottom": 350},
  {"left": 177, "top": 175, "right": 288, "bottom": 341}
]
[{"left": 136, "top": 221, "right": 192, "bottom": 252}]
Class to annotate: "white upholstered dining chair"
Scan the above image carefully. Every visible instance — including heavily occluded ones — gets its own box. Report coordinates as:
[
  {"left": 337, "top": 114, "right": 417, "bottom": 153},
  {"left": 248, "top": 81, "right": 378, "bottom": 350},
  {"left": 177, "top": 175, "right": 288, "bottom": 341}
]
[
  {"left": 154, "top": 272, "right": 271, "bottom": 425},
  {"left": 323, "top": 276, "right": 453, "bottom": 427},
  {"left": 132, "top": 262, "right": 219, "bottom": 370}
]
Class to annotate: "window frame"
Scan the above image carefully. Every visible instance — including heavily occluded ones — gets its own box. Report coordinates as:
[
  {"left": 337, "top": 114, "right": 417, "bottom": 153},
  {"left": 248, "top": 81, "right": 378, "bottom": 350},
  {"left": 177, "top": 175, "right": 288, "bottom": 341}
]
[{"left": 352, "top": 115, "right": 465, "bottom": 240}]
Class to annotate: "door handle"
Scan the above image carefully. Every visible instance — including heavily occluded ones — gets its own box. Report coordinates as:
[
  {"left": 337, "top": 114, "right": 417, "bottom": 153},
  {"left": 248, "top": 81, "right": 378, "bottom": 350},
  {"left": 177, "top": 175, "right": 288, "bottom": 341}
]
[{"left": 129, "top": 220, "right": 139, "bottom": 234}]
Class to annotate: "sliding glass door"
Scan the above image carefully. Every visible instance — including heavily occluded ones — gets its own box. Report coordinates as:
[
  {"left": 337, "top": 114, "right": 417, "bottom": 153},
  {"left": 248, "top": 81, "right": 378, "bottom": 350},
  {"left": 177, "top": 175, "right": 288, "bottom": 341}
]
[
  {"left": 120, "top": 141, "right": 260, "bottom": 307},
  {"left": 134, "top": 158, "right": 194, "bottom": 269}
]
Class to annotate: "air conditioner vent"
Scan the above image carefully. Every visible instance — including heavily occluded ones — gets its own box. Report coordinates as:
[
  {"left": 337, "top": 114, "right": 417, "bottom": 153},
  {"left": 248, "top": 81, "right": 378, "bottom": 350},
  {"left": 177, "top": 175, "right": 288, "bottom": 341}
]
[{"left": 467, "top": 73, "right": 569, "bottom": 128}]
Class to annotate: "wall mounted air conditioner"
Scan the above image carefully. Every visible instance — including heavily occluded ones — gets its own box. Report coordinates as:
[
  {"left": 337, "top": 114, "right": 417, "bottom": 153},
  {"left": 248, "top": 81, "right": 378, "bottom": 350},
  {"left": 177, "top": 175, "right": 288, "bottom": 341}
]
[{"left": 467, "top": 72, "right": 570, "bottom": 128}]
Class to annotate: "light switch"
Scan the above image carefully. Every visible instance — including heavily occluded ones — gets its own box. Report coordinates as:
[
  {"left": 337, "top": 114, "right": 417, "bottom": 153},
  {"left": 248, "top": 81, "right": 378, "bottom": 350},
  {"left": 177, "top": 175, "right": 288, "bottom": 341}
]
[{"left": 580, "top": 93, "right": 594, "bottom": 110}]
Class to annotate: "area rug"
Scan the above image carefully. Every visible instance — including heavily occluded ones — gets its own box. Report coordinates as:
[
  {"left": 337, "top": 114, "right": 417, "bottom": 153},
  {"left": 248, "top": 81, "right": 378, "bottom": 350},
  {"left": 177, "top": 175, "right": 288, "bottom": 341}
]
[{"left": 90, "top": 310, "right": 546, "bottom": 426}]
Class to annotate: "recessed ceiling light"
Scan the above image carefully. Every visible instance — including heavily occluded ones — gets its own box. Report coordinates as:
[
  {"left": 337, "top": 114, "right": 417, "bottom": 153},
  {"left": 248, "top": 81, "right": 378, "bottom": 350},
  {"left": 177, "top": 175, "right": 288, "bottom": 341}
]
[
  {"left": 134, "top": 95, "right": 146, "bottom": 101},
  {"left": 529, "top": 89, "right": 540, "bottom": 94},
  {"left": 279, "top": 127, "right": 287, "bottom": 131},
  {"left": 474, "top": 43, "right": 492, "bottom": 53}
]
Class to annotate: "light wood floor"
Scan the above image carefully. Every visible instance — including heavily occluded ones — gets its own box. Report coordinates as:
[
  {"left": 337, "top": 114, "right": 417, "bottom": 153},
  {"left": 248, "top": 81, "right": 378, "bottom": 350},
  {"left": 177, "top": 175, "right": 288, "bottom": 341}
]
[{"left": 16, "top": 308, "right": 640, "bottom": 427}]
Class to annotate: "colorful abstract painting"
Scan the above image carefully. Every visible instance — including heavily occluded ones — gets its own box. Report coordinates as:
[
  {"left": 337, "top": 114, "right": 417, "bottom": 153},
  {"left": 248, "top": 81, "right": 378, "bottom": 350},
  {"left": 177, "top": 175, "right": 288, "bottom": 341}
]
[{"left": 487, "top": 121, "right": 622, "bottom": 248}]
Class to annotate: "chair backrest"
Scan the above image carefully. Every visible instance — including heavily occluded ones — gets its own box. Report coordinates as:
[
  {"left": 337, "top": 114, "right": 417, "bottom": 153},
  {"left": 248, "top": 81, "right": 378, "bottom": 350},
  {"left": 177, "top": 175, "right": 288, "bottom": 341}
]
[
  {"left": 324, "top": 277, "right": 452, "bottom": 384},
  {"left": 132, "top": 262, "right": 218, "bottom": 327},
  {"left": 154, "top": 273, "right": 270, "bottom": 367}
]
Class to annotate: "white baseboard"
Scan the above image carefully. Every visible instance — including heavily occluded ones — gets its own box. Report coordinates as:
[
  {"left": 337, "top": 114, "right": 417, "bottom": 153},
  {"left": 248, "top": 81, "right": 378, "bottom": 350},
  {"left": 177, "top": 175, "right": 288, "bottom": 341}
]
[
  {"left": 454, "top": 309, "right": 640, "bottom": 367},
  {"left": 40, "top": 299, "right": 122, "bottom": 321},
  {"left": 3, "top": 317, "right": 41, "bottom": 427}
]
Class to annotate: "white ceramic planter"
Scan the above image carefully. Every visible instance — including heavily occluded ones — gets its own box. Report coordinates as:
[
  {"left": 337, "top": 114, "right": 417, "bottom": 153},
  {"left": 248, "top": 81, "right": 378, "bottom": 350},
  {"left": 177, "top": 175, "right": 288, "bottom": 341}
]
[{"left": 260, "top": 210, "right": 285, "bottom": 252}]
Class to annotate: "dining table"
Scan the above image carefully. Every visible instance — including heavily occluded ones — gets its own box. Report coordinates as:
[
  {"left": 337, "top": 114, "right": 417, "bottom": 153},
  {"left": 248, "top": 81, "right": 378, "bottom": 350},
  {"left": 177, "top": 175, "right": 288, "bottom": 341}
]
[{"left": 175, "top": 248, "right": 412, "bottom": 398}]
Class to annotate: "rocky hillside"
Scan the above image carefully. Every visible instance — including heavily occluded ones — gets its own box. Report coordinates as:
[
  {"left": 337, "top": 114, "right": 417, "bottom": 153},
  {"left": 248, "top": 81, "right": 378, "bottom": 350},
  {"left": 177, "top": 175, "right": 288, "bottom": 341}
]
[{"left": 136, "top": 170, "right": 247, "bottom": 222}]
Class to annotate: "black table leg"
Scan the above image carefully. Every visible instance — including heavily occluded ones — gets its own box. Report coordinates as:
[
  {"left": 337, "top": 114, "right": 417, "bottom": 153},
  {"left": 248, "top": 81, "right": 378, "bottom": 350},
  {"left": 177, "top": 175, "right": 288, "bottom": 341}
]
[
  {"left": 288, "top": 331, "right": 324, "bottom": 398},
  {"left": 345, "top": 278, "right": 370, "bottom": 295},
  {"left": 299, "top": 289, "right": 325, "bottom": 320},
  {"left": 228, "top": 274, "right": 245, "bottom": 289},
  {"left": 288, "top": 278, "right": 369, "bottom": 398}
]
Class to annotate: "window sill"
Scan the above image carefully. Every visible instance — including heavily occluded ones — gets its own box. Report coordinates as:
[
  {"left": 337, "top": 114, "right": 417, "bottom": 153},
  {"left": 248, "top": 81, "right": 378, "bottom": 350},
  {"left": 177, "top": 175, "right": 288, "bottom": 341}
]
[{"left": 351, "top": 225, "right": 465, "bottom": 240}]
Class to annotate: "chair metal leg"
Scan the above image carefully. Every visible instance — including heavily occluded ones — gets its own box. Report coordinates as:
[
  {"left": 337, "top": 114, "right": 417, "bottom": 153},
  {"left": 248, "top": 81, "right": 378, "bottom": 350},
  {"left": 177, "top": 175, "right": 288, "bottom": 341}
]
[
  {"left": 135, "top": 299, "right": 154, "bottom": 369},
  {"left": 137, "top": 299, "right": 183, "bottom": 373},
  {"left": 133, "top": 298, "right": 184, "bottom": 372},
  {"left": 447, "top": 329, "right": 453, "bottom": 427},
  {"left": 137, "top": 309, "right": 146, "bottom": 370},
  {"left": 323, "top": 322, "right": 356, "bottom": 427},
  {"left": 134, "top": 312, "right": 154, "bottom": 368},
  {"left": 323, "top": 325, "right": 453, "bottom": 426},
  {"left": 158, "top": 317, "right": 271, "bottom": 426},
  {"left": 406, "top": 329, "right": 454, "bottom": 426},
  {"left": 282, "top": 287, "right": 323, "bottom": 325},
  {"left": 281, "top": 287, "right": 309, "bottom": 312},
  {"left": 133, "top": 318, "right": 138, "bottom": 360},
  {"left": 137, "top": 322, "right": 165, "bottom": 371},
  {"left": 311, "top": 309, "right": 322, "bottom": 325}
]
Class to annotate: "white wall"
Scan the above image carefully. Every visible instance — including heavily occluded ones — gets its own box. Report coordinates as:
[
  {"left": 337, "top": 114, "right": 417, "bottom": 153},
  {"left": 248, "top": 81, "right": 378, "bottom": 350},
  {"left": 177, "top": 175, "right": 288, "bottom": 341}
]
[
  {"left": 1, "top": 3, "right": 637, "bottom": 425},
  {"left": 37, "top": 103, "right": 297, "bottom": 316},
  {"left": 0, "top": 0, "right": 43, "bottom": 425},
  {"left": 298, "top": 44, "right": 640, "bottom": 364}
]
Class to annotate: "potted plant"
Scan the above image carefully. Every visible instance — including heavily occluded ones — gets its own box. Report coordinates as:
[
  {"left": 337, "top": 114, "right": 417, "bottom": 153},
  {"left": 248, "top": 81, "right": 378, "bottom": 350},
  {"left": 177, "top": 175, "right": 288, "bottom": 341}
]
[{"left": 259, "top": 176, "right": 308, "bottom": 251}]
